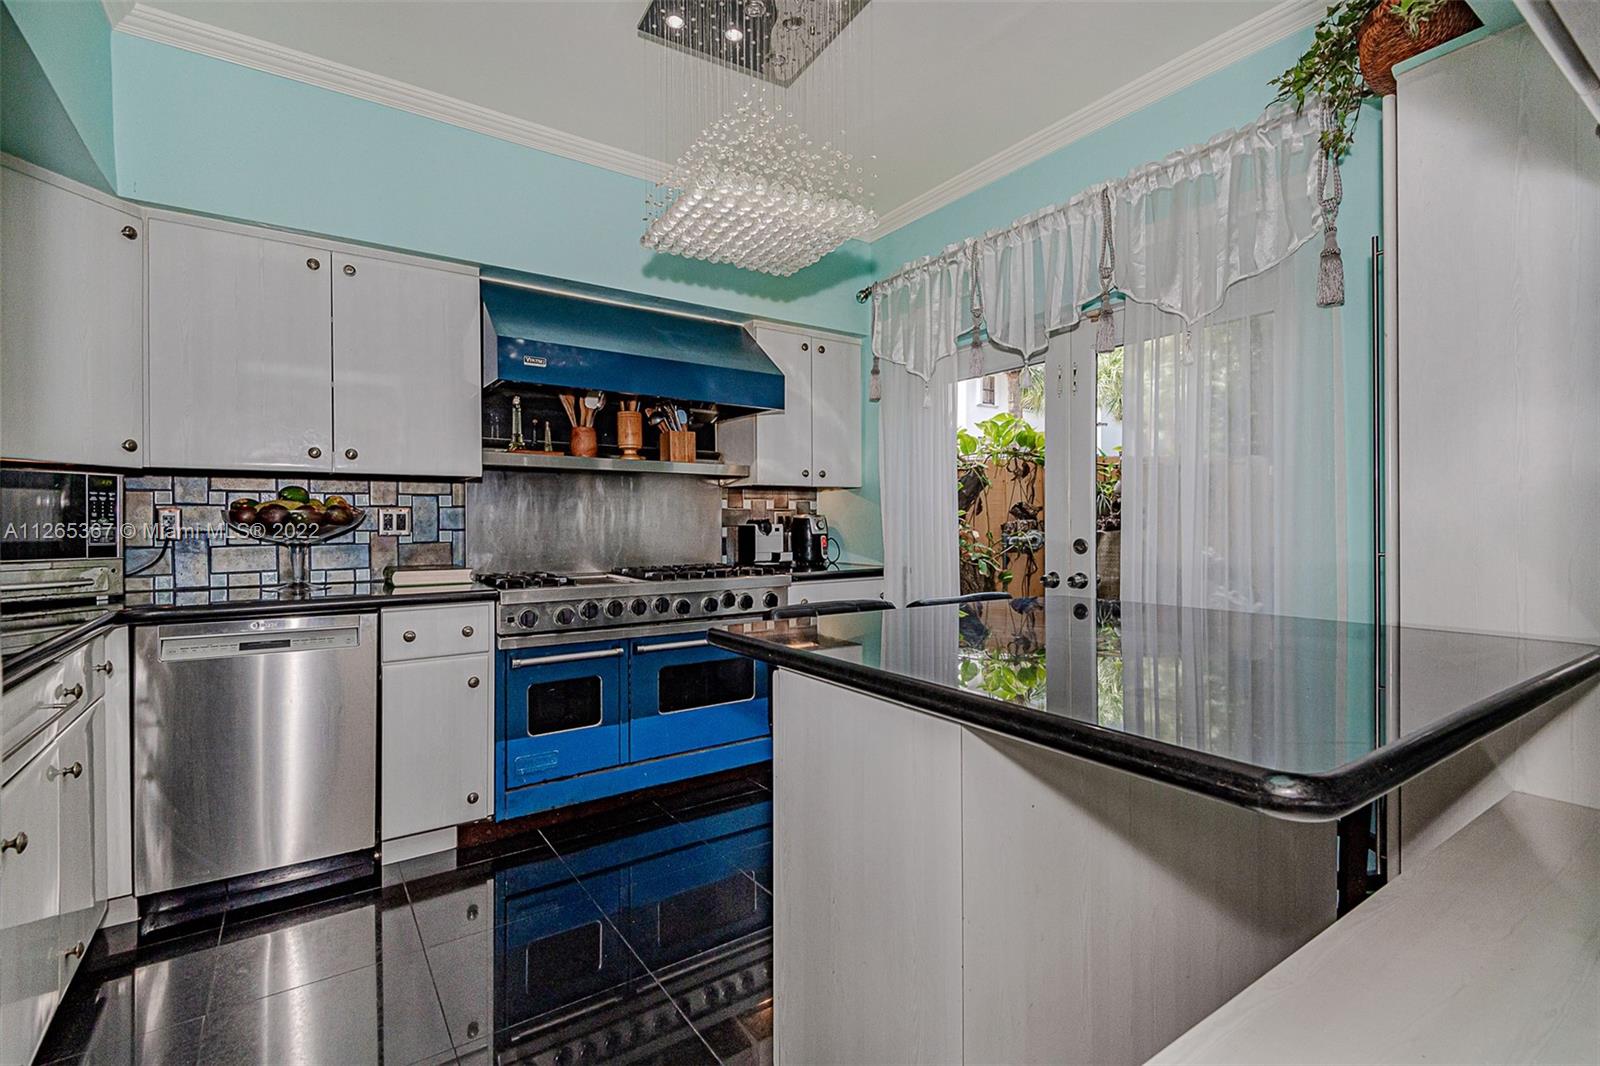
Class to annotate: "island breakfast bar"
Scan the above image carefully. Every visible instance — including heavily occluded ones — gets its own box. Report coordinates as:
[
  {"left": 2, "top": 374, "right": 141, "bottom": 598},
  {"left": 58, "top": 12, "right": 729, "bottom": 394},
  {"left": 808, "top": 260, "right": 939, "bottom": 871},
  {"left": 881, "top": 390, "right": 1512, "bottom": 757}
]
[{"left": 710, "top": 598, "right": 1600, "bottom": 1064}]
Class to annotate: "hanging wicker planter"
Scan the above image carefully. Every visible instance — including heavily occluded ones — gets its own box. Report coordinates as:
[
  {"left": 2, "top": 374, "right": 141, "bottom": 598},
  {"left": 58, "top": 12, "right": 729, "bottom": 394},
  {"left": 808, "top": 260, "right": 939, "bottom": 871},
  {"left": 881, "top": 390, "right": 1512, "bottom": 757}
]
[{"left": 1358, "top": 0, "right": 1481, "bottom": 95}]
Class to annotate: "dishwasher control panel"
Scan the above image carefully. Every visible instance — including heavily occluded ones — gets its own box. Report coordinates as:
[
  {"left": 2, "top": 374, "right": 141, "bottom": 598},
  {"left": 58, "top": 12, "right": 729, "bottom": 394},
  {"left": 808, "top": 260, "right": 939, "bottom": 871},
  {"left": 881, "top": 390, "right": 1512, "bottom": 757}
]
[{"left": 158, "top": 627, "right": 361, "bottom": 661}]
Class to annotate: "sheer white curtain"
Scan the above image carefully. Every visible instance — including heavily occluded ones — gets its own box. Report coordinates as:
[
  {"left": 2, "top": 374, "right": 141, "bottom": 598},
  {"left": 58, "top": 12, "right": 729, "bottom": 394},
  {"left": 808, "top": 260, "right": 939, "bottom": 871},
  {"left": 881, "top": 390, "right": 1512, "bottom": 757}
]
[
  {"left": 1119, "top": 241, "right": 1347, "bottom": 619},
  {"left": 879, "top": 358, "right": 959, "bottom": 607}
]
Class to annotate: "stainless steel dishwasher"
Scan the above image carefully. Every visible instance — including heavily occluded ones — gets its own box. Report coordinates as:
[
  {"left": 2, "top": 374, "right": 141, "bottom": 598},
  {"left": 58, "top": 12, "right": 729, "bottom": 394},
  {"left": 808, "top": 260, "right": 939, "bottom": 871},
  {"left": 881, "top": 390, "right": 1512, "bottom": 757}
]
[{"left": 133, "top": 612, "right": 377, "bottom": 896}]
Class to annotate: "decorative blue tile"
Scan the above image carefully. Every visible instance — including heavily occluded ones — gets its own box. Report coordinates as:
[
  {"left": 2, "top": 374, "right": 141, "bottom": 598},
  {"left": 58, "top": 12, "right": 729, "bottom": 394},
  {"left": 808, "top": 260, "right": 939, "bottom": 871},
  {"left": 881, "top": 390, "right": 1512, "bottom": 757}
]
[
  {"left": 439, "top": 506, "right": 465, "bottom": 531},
  {"left": 125, "top": 476, "right": 174, "bottom": 491},
  {"left": 154, "top": 575, "right": 173, "bottom": 590},
  {"left": 174, "top": 542, "right": 210, "bottom": 589},
  {"left": 125, "top": 547, "right": 170, "bottom": 576},
  {"left": 153, "top": 491, "right": 172, "bottom": 505},
  {"left": 227, "top": 572, "right": 262, "bottom": 587},
  {"left": 173, "top": 477, "right": 210, "bottom": 504},
  {"left": 311, "top": 543, "right": 369, "bottom": 571},
  {"left": 211, "top": 546, "right": 278, "bottom": 573},
  {"left": 411, "top": 496, "right": 438, "bottom": 542},
  {"left": 210, "top": 574, "right": 228, "bottom": 588}
]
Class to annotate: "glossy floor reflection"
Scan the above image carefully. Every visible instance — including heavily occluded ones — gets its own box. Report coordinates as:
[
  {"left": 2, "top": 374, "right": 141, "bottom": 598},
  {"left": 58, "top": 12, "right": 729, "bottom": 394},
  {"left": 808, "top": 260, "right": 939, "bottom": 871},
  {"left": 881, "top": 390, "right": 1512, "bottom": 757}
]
[{"left": 37, "top": 768, "right": 774, "bottom": 1065}]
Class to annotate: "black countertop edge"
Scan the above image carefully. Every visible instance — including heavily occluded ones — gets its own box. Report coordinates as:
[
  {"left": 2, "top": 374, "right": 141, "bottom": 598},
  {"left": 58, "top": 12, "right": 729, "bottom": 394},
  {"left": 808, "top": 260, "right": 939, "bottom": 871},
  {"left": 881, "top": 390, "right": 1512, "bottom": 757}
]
[
  {"left": 790, "top": 565, "right": 884, "bottom": 582},
  {"left": 3, "top": 586, "right": 499, "bottom": 691},
  {"left": 708, "top": 627, "right": 1600, "bottom": 822}
]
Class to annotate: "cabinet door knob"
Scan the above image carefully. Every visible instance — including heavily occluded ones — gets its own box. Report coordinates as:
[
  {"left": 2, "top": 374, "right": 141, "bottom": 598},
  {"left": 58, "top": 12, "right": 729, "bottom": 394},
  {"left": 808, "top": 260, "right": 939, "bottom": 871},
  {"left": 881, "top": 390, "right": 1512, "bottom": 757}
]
[
  {"left": 461, "top": 625, "right": 474, "bottom": 638},
  {"left": 122, "top": 438, "right": 138, "bottom": 452},
  {"left": 402, "top": 630, "right": 417, "bottom": 643},
  {"left": 467, "top": 1021, "right": 481, "bottom": 1039},
  {"left": 818, "top": 469, "right": 827, "bottom": 479},
  {"left": 801, "top": 342, "right": 809, "bottom": 351},
  {"left": 466, "top": 792, "right": 480, "bottom": 805},
  {"left": 466, "top": 903, "right": 479, "bottom": 920},
  {"left": 344, "top": 448, "right": 359, "bottom": 461},
  {"left": 308, "top": 446, "right": 323, "bottom": 459},
  {"left": 49, "top": 762, "right": 83, "bottom": 781},
  {"left": 343, "top": 264, "right": 357, "bottom": 276},
  {"left": 307, "top": 257, "right": 321, "bottom": 270},
  {"left": 95, "top": 661, "right": 114, "bottom": 675},
  {"left": 1, "top": 832, "right": 27, "bottom": 854},
  {"left": 801, "top": 469, "right": 810, "bottom": 479},
  {"left": 121, "top": 225, "right": 138, "bottom": 240},
  {"left": 467, "top": 676, "right": 480, "bottom": 688},
  {"left": 64, "top": 941, "right": 85, "bottom": 960},
  {"left": 817, "top": 343, "right": 826, "bottom": 353},
  {"left": 60, "top": 682, "right": 84, "bottom": 702}
]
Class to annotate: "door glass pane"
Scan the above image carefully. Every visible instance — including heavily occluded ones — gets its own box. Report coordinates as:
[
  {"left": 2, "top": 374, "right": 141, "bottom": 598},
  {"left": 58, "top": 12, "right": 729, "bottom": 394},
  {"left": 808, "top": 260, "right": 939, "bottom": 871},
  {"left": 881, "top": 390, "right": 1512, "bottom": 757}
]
[
  {"left": 525, "top": 677, "right": 603, "bottom": 736},
  {"left": 955, "top": 364, "right": 1046, "bottom": 595},
  {"left": 1095, "top": 346, "right": 1124, "bottom": 599},
  {"left": 658, "top": 658, "right": 754, "bottom": 713}
]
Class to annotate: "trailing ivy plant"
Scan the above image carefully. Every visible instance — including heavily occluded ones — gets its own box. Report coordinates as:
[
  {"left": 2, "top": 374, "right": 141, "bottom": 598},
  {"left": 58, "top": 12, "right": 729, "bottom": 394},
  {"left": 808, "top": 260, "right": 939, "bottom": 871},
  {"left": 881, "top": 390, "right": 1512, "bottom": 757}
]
[{"left": 1272, "top": 0, "right": 1453, "bottom": 159}]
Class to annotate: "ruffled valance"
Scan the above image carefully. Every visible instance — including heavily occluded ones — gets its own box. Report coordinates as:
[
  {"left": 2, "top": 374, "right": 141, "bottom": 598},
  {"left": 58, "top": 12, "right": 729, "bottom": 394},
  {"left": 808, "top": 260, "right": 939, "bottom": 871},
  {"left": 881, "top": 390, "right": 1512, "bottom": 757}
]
[{"left": 869, "top": 102, "right": 1334, "bottom": 381}]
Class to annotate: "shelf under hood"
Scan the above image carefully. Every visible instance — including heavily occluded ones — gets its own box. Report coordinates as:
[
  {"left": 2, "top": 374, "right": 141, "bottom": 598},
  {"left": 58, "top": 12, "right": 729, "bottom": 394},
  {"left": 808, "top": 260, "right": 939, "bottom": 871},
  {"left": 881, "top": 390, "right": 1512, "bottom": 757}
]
[{"left": 480, "top": 274, "right": 786, "bottom": 416}]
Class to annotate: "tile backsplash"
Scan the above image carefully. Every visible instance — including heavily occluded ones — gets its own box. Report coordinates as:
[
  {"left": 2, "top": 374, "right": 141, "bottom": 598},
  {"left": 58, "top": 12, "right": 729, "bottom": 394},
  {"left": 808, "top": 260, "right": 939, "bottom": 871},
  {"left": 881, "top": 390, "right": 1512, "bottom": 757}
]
[{"left": 122, "top": 475, "right": 466, "bottom": 591}]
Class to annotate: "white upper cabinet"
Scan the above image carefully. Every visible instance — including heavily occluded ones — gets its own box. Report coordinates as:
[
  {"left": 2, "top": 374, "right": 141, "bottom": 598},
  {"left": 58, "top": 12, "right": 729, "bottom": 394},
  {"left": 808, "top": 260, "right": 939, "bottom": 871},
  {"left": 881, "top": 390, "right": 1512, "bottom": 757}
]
[
  {"left": 1, "top": 163, "right": 145, "bottom": 467},
  {"left": 147, "top": 219, "right": 336, "bottom": 472},
  {"left": 146, "top": 215, "right": 481, "bottom": 477},
  {"left": 721, "top": 325, "right": 862, "bottom": 488},
  {"left": 332, "top": 253, "right": 481, "bottom": 478}
]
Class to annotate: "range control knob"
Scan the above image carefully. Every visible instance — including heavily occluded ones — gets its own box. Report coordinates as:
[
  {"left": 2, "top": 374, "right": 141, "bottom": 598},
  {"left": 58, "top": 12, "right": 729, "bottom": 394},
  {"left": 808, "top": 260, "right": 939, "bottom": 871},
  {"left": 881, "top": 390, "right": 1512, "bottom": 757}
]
[
  {"left": 605, "top": 599, "right": 625, "bottom": 618},
  {"left": 654, "top": 596, "right": 671, "bottom": 614},
  {"left": 738, "top": 594, "right": 754, "bottom": 611},
  {"left": 631, "top": 598, "right": 650, "bottom": 616},
  {"left": 580, "top": 601, "right": 600, "bottom": 620},
  {"left": 762, "top": 592, "right": 780, "bottom": 609},
  {"left": 674, "top": 598, "right": 692, "bottom": 616},
  {"left": 554, "top": 607, "right": 576, "bottom": 626},
  {"left": 517, "top": 609, "right": 539, "bottom": 628},
  {"left": 702, "top": 596, "right": 720, "bottom": 612},
  {"left": 721, "top": 591, "right": 738, "bottom": 608}
]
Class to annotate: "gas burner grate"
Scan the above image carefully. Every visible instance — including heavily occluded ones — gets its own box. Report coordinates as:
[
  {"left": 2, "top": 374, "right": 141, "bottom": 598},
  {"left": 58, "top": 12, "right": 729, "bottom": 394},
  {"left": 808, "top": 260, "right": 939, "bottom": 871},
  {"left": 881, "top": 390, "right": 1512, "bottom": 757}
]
[{"left": 476, "top": 571, "right": 577, "bottom": 591}]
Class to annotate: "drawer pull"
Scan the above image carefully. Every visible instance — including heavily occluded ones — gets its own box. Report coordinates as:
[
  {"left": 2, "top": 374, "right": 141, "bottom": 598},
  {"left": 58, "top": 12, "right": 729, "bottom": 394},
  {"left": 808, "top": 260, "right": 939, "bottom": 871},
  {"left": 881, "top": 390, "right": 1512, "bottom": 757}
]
[
  {"left": 49, "top": 762, "right": 84, "bottom": 781},
  {"left": 511, "top": 648, "right": 623, "bottom": 668},
  {"left": 467, "top": 676, "right": 480, "bottom": 689},
  {"left": 95, "top": 661, "right": 114, "bottom": 675},
  {"left": 402, "top": 630, "right": 417, "bottom": 643},
  {"left": 64, "top": 941, "right": 85, "bottom": 960},
  {"left": 467, "top": 903, "right": 480, "bottom": 920},
  {"left": 461, "top": 625, "right": 474, "bottom": 638},
  {"left": 1, "top": 832, "right": 27, "bottom": 855},
  {"left": 635, "top": 639, "right": 710, "bottom": 654},
  {"left": 61, "top": 683, "right": 83, "bottom": 701}
]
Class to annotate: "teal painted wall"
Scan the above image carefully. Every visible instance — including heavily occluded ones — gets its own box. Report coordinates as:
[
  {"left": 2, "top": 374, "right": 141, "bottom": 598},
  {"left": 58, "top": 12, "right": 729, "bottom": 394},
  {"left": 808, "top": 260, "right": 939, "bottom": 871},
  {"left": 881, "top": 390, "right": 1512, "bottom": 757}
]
[
  {"left": 1, "top": 0, "right": 115, "bottom": 187},
  {"left": 872, "top": 27, "right": 1381, "bottom": 620},
  {"left": 1, "top": 4, "right": 108, "bottom": 190}
]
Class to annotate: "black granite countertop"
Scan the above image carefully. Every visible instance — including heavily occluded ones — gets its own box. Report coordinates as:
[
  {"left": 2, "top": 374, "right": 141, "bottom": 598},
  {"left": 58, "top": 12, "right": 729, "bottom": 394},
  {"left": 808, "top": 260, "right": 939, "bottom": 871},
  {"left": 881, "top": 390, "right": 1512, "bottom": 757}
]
[
  {"left": 790, "top": 564, "right": 884, "bottom": 582},
  {"left": 710, "top": 598, "right": 1600, "bottom": 820},
  {"left": 2, "top": 583, "right": 497, "bottom": 690}
]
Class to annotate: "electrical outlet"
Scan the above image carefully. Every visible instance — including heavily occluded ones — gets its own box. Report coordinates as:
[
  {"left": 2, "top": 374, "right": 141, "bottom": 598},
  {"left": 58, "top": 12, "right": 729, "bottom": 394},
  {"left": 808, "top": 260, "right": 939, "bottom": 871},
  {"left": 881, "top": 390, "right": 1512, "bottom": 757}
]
[
  {"left": 377, "top": 507, "right": 412, "bottom": 536},
  {"left": 156, "top": 506, "right": 182, "bottom": 541}
]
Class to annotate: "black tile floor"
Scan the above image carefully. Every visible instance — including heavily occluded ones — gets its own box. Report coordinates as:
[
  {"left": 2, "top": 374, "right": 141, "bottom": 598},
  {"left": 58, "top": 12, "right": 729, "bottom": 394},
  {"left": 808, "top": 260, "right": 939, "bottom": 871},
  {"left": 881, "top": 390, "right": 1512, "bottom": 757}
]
[{"left": 37, "top": 767, "right": 773, "bottom": 1065}]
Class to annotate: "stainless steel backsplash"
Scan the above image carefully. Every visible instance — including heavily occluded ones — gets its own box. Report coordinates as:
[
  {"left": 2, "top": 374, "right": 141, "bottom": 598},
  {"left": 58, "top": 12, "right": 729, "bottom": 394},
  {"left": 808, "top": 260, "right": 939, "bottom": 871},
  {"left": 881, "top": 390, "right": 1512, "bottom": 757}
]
[{"left": 466, "top": 469, "right": 722, "bottom": 573}]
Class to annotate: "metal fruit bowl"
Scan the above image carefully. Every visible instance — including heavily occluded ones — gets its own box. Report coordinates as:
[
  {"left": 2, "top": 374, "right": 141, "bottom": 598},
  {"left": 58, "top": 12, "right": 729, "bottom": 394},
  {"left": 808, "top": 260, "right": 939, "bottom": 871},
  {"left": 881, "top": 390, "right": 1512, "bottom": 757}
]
[{"left": 222, "top": 509, "right": 367, "bottom": 546}]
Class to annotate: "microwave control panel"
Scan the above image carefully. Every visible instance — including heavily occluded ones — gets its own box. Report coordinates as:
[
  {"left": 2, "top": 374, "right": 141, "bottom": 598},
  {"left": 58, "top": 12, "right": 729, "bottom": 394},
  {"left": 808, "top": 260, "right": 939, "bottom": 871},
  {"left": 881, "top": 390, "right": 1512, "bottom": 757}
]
[{"left": 87, "top": 474, "right": 120, "bottom": 556}]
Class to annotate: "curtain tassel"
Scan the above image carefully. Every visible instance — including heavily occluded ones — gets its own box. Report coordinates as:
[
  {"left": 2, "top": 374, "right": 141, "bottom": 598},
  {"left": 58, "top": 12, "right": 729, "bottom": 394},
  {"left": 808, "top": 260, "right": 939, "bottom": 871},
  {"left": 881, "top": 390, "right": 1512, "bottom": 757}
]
[
  {"left": 868, "top": 355, "right": 882, "bottom": 403},
  {"left": 1315, "top": 129, "right": 1345, "bottom": 308},
  {"left": 1095, "top": 187, "right": 1119, "bottom": 353}
]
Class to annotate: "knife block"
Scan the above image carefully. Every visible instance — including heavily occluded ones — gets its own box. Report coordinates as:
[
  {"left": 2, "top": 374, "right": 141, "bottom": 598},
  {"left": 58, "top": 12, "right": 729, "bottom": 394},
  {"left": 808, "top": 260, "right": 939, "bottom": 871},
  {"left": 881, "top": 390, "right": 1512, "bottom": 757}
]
[{"left": 659, "top": 429, "right": 696, "bottom": 463}]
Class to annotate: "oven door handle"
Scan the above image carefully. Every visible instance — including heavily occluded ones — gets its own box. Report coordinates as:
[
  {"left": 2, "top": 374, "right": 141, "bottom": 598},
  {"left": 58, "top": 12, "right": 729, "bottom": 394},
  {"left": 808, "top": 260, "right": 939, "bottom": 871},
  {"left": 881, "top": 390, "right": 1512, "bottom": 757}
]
[
  {"left": 1, "top": 578, "right": 100, "bottom": 593},
  {"left": 511, "top": 647, "right": 625, "bottom": 668},
  {"left": 634, "top": 639, "right": 711, "bottom": 654}
]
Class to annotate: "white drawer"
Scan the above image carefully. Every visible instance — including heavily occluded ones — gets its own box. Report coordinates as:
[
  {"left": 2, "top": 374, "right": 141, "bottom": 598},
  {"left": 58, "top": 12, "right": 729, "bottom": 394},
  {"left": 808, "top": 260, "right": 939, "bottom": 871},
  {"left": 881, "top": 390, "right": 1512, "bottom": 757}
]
[
  {"left": 380, "top": 604, "right": 492, "bottom": 663},
  {"left": 2, "top": 642, "right": 94, "bottom": 770}
]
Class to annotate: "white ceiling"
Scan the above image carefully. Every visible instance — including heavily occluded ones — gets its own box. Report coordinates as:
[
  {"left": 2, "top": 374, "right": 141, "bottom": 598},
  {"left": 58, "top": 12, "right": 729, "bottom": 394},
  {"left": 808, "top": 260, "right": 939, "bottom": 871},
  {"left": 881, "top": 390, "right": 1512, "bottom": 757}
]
[{"left": 109, "top": 0, "right": 1306, "bottom": 235}]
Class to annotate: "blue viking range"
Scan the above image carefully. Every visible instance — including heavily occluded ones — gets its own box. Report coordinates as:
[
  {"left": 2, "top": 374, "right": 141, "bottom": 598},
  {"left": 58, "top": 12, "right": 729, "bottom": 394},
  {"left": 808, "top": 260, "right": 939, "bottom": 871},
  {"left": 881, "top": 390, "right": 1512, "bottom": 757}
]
[{"left": 482, "top": 566, "right": 786, "bottom": 821}]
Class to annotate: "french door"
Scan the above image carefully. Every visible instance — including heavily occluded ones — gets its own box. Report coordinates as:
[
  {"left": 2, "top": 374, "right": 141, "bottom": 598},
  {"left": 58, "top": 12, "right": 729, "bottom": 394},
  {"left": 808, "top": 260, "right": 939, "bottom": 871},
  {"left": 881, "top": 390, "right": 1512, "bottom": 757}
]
[{"left": 1042, "top": 326, "right": 1105, "bottom": 603}]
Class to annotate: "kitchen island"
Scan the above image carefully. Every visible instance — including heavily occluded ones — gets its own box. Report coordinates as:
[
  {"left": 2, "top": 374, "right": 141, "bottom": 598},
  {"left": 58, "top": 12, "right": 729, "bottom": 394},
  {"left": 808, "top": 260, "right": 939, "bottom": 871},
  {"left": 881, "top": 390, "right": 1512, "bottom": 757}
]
[{"left": 710, "top": 598, "right": 1600, "bottom": 1064}]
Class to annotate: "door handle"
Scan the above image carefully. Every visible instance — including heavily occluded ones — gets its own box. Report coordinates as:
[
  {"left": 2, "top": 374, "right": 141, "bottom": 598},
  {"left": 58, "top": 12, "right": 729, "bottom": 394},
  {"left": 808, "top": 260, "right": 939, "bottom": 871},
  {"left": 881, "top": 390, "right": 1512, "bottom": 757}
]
[
  {"left": 635, "top": 639, "right": 710, "bottom": 654},
  {"left": 1065, "top": 572, "right": 1089, "bottom": 589},
  {"left": 511, "top": 647, "right": 624, "bottom": 668},
  {"left": 1042, "top": 572, "right": 1061, "bottom": 589}
]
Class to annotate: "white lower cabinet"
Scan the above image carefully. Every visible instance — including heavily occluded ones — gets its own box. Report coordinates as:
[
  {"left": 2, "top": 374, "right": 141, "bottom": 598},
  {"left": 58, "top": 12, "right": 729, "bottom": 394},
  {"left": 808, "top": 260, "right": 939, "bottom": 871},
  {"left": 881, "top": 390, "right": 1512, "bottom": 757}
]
[
  {"left": 0, "top": 694, "right": 108, "bottom": 1066},
  {"left": 380, "top": 604, "right": 495, "bottom": 846}
]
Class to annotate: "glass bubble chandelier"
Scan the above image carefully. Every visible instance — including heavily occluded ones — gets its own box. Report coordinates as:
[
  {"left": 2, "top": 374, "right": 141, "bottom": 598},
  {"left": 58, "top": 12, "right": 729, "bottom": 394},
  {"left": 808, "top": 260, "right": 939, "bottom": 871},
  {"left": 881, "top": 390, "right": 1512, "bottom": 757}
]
[{"left": 640, "top": 0, "right": 877, "bottom": 277}]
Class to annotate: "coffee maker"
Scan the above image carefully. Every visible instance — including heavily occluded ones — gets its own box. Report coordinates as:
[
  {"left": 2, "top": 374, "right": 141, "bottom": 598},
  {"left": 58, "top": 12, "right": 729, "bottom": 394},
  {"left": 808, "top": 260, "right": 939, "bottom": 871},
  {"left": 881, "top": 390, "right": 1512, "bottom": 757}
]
[{"left": 788, "top": 514, "right": 828, "bottom": 571}]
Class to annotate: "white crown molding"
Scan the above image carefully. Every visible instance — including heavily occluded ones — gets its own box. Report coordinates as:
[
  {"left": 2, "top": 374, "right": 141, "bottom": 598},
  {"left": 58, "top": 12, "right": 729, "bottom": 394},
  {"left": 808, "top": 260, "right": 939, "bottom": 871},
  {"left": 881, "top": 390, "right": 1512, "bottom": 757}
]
[
  {"left": 866, "top": 0, "right": 1326, "bottom": 241},
  {"left": 112, "top": 2, "right": 665, "bottom": 182}
]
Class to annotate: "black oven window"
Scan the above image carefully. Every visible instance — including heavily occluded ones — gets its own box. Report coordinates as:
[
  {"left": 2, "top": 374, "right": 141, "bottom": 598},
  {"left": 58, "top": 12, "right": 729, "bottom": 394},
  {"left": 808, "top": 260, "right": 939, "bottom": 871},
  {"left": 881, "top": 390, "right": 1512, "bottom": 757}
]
[
  {"left": 658, "top": 659, "right": 755, "bottom": 714},
  {"left": 526, "top": 677, "right": 603, "bottom": 736}
]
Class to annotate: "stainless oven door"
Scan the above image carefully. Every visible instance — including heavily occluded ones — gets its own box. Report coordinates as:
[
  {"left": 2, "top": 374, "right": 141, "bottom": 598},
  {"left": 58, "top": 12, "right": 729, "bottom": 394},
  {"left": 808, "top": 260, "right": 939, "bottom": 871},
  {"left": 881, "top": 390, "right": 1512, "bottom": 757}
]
[
  {"left": 627, "top": 633, "right": 769, "bottom": 761},
  {"left": 498, "top": 639, "right": 626, "bottom": 789}
]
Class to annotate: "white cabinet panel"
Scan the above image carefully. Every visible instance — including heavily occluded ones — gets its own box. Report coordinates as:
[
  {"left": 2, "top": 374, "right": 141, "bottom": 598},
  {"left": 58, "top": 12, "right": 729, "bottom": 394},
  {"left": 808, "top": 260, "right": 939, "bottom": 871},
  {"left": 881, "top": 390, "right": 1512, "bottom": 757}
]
[
  {"left": 745, "top": 327, "right": 816, "bottom": 486},
  {"left": 332, "top": 253, "right": 481, "bottom": 478},
  {"left": 808, "top": 335, "right": 861, "bottom": 488},
  {"left": 381, "top": 654, "right": 492, "bottom": 841},
  {"left": 54, "top": 704, "right": 100, "bottom": 990},
  {"left": 0, "top": 748, "right": 63, "bottom": 1066},
  {"left": 147, "top": 219, "right": 335, "bottom": 471},
  {"left": 1, "top": 166, "right": 144, "bottom": 466}
]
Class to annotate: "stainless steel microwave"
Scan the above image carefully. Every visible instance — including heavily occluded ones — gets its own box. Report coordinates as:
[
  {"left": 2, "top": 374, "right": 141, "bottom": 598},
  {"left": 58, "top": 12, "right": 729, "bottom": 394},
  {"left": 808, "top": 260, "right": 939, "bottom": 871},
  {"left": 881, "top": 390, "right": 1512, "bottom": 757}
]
[{"left": 0, "top": 468, "right": 123, "bottom": 602}]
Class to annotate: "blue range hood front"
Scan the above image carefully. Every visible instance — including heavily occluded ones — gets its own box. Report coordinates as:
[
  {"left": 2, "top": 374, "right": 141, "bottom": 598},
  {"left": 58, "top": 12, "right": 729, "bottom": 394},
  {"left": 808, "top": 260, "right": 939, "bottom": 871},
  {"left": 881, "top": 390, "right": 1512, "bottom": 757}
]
[{"left": 481, "top": 275, "right": 785, "bottom": 415}]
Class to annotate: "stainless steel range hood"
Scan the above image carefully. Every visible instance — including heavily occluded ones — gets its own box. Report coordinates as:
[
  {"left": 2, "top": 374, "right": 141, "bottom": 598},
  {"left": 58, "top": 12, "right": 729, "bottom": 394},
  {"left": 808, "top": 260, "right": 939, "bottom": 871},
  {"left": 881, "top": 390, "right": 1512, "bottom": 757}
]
[{"left": 481, "top": 272, "right": 786, "bottom": 416}]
